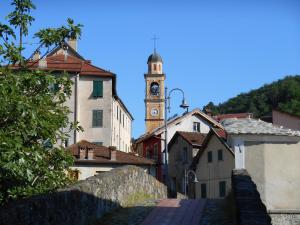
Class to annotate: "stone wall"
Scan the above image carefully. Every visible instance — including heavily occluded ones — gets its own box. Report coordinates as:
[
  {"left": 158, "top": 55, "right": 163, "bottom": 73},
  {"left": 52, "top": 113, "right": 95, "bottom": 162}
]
[
  {"left": 270, "top": 213, "right": 300, "bottom": 225},
  {"left": 0, "top": 166, "right": 168, "bottom": 225},
  {"left": 232, "top": 169, "right": 272, "bottom": 225}
]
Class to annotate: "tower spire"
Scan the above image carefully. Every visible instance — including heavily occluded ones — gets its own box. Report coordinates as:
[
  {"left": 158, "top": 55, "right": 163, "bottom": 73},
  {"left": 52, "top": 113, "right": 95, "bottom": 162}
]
[{"left": 151, "top": 34, "right": 159, "bottom": 53}]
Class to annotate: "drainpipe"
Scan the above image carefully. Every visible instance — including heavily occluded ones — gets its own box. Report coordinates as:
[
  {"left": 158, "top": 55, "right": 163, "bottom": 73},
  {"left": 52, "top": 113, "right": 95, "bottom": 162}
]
[{"left": 74, "top": 73, "right": 79, "bottom": 143}]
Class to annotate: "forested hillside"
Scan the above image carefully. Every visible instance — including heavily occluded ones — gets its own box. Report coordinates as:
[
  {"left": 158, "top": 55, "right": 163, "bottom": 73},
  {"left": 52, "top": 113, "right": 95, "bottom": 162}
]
[{"left": 204, "top": 75, "right": 300, "bottom": 118}]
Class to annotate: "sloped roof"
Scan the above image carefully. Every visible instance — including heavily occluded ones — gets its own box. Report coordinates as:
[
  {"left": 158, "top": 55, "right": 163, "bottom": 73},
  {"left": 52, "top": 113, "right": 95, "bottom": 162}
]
[
  {"left": 135, "top": 108, "right": 223, "bottom": 144},
  {"left": 25, "top": 45, "right": 134, "bottom": 120},
  {"left": 177, "top": 131, "right": 206, "bottom": 146},
  {"left": 214, "top": 113, "right": 253, "bottom": 122},
  {"left": 168, "top": 131, "right": 206, "bottom": 152},
  {"left": 67, "top": 140, "right": 154, "bottom": 165},
  {"left": 29, "top": 54, "right": 114, "bottom": 77},
  {"left": 222, "top": 118, "right": 300, "bottom": 136},
  {"left": 190, "top": 128, "right": 234, "bottom": 170}
]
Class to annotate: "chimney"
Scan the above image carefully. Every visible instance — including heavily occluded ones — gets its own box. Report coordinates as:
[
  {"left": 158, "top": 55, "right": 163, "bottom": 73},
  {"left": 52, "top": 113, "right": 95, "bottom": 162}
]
[
  {"left": 109, "top": 146, "right": 117, "bottom": 161},
  {"left": 38, "top": 57, "right": 47, "bottom": 68},
  {"left": 68, "top": 38, "right": 77, "bottom": 51},
  {"left": 204, "top": 107, "right": 212, "bottom": 117},
  {"left": 33, "top": 50, "right": 40, "bottom": 61},
  {"left": 79, "top": 148, "right": 86, "bottom": 159},
  {"left": 87, "top": 149, "right": 94, "bottom": 160}
]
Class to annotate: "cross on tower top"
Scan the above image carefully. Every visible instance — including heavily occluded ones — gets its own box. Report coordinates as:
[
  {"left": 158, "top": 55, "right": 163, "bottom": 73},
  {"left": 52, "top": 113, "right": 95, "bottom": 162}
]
[{"left": 151, "top": 34, "right": 159, "bottom": 53}]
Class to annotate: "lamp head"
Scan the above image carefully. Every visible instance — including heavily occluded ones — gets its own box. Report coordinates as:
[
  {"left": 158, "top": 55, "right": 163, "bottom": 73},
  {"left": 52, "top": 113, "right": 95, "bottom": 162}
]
[{"left": 180, "top": 98, "right": 189, "bottom": 110}]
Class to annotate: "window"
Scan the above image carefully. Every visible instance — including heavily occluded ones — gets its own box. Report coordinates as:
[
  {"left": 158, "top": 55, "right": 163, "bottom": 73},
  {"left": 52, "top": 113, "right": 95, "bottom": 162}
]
[
  {"left": 153, "top": 64, "right": 157, "bottom": 71},
  {"left": 92, "top": 80, "right": 103, "bottom": 97},
  {"left": 218, "top": 149, "right": 223, "bottom": 161},
  {"left": 207, "top": 151, "right": 212, "bottom": 163},
  {"left": 193, "top": 122, "right": 200, "bottom": 132},
  {"left": 53, "top": 83, "right": 60, "bottom": 92},
  {"left": 64, "top": 139, "right": 69, "bottom": 147},
  {"left": 153, "top": 143, "right": 158, "bottom": 160},
  {"left": 92, "top": 110, "right": 103, "bottom": 127},
  {"left": 183, "top": 147, "right": 188, "bottom": 162},
  {"left": 93, "top": 142, "right": 103, "bottom": 146},
  {"left": 119, "top": 109, "right": 122, "bottom": 124},
  {"left": 219, "top": 181, "right": 226, "bottom": 197},
  {"left": 146, "top": 147, "right": 150, "bottom": 158},
  {"left": 201, "top": 183, "right": 207, "bottom": 198},
  {"left": 123, "top": 114, "right": 124, "bottom": 127}
]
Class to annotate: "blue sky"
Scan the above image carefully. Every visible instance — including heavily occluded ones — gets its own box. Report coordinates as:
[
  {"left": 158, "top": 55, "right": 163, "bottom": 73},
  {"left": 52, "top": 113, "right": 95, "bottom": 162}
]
[{"left": 1, "top": 0, "right": 300, "bottom": 138}]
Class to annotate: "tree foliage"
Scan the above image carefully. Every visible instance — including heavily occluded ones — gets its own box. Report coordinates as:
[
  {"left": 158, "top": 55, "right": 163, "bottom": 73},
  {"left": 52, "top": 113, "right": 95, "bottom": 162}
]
[
  {"left": 203, "top": 75, "right": 300, "bottom": 118},
  {"left": 0, "top": 0, "right": 82, "bottom": 205}
]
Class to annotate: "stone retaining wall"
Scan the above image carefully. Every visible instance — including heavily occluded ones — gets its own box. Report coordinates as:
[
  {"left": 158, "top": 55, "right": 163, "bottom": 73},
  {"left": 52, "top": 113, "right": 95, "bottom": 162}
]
[
  {"left": 0, "top": 166, "right": 168, "bottom": 225},
  {"left": 232, "top": 169, "right": 272, "bottom": 225},
  {"left": 270, "top": 213, "right": 300, "bottom": 225}
]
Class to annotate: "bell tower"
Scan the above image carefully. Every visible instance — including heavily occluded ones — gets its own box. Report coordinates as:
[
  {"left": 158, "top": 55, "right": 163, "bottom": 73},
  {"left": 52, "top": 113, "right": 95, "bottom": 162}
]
[{"left": 144, "top": 50, "right": 165, "bottom": 132}]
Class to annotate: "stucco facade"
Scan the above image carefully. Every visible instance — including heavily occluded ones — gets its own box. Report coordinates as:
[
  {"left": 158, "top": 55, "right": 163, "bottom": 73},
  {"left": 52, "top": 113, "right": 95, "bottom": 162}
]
[
  {"left": 195, "top": 133, "right": 234, "bottom": 199},
  {"left": 134, "top": 108, "right": 223, "bottom": 182},
  {"left": 227, "top": 134, "right": 300, "bottom": 211},
  {"left": 45, "top": 41, "right": 133, "bottom": 151},
  {"left": 168, "top": 135, "right": 200, "bottom": 194}
]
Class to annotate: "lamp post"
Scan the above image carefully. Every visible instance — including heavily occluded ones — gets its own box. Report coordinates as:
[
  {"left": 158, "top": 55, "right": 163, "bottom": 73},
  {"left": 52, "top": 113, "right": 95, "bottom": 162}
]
[
  {"left": 164, "top": 87, "right": 189, "bottom": 187},
  {"left": 184, "top": 169, "right": 199, "bottom": 197}
]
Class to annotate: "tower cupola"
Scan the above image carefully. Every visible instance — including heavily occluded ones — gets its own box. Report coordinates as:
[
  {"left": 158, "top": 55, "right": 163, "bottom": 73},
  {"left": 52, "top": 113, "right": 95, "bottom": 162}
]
[{"left": 147, "top": 51, "right": 163, "bottom": 74}]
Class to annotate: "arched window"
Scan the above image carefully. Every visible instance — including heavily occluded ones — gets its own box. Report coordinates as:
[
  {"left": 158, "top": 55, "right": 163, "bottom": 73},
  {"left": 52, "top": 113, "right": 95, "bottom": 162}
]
[{"left": 153, "top": 64, "right": 157, "bottom": 71}]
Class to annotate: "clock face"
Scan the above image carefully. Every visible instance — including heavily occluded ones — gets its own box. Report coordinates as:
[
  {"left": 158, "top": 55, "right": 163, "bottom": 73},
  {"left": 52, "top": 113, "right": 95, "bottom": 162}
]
[
  {"left": 150, "top": 108, "right": 159, "bottom": 116},
  {"left": 150, "top": 82, "right": 160, "bottom": 96}
]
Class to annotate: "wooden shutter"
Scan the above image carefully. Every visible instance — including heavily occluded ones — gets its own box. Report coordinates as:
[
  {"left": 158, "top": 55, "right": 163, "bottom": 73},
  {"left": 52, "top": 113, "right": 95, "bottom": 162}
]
[
  {"left": 92, "top": 110, "right": 103, "bottom": 127},
  {"left": 93, "top": 80, "right": 103, "bottom": 97}
]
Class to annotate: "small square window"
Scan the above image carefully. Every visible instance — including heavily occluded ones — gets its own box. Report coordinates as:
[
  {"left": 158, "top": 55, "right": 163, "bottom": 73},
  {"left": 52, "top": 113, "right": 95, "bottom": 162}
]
[
  {"left": 193, "top": 122, "right": 200, "bottom": 132},
  {"left": 218, "top": 149, "right": 223, "bottom": 161},
  {"left": 207, "top": 151, "right": 212, "bottom": 163}
]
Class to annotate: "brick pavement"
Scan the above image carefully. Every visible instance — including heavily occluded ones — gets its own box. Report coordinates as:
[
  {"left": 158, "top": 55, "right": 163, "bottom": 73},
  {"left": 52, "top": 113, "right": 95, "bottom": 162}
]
[{"left": 140, "top": 199, "right": 206, "bottom": 225}]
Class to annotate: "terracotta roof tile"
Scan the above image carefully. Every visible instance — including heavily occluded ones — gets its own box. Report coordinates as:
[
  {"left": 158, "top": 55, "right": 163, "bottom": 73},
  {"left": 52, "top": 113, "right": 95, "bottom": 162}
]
[
  {"left": 27, "top": 54, "right": 114, "bottom": 77},
  {"left": 214, "top": 113, "right": 252, "bottom": 122},
  {"left": 66, "top": 140, "right": 154, "bottom": 165},
  {"left": 177, "top": 131, "right": 206, "bottom": 146}
]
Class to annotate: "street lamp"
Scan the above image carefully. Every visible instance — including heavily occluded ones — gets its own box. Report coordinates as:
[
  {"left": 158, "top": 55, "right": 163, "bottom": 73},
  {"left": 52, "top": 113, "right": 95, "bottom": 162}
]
[{"left": 164, "top": 87, "right": 189, "bottom": 187}]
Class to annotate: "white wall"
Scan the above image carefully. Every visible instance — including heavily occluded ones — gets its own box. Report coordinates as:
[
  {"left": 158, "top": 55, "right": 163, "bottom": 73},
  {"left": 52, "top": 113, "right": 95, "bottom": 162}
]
[{"left": 228, "top": 134, "right": 300, "bottom": 211}]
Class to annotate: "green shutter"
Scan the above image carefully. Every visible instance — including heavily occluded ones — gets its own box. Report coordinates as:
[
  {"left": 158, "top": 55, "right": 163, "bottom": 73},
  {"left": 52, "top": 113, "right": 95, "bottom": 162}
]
[
  {"left": 99, "top": 110, "right": 103, "bottom": 127},
  {"left": 93, "top": 110, "right": 103, "bottom": 127},
  {"left": 54, "top": 83, "right": 59, "bottom": 92},
  {"left": 93, "top": 80, "right": 103, "bottom": 97}
]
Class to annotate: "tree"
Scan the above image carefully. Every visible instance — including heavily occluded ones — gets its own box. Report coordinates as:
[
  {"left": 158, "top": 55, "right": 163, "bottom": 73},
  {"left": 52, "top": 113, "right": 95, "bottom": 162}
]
[
  {"left": 0, "top": 0, "right": 83, "bottom": 205},
  {"left": 204, "top": 75, "right": 300, "bottom": 118}
]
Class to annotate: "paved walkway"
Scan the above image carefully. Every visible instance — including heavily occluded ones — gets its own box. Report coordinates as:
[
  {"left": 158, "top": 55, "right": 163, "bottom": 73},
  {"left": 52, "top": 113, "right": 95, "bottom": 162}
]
[{"left": 140, "top": 199, "right": 206, "bottom": 225}]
